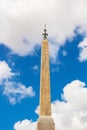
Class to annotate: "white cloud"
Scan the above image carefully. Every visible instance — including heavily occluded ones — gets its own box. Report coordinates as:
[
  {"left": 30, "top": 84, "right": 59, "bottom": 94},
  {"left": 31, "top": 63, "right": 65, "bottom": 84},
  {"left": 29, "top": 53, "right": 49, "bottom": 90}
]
[
  {"left": 0, "top": 61, "right": 35, "bottom": 104},
  {"left": 14, "top": 119, "right": 36, "bottom": 130},
  {"left": 3, "top": 81, "right": 35, "bottom": 105},
  {"left": 14, "top": 80, "right": 87, "bottom": 130},
  {"left": 62, "top": 80, "right": 87, "bottom": 111},
  {"left": 0, "top": 0, "right": 87, "bottom": 61},
  {"left": 52, "top": 80, "right": 87, "bottom": 130},
  {"left": 49, "top": 42, "right": 60, "bottom": 62},
  {"left": 62, "top": 51, "right": 67, "bottom": 57},
  {"left": 32, "top": 65, "right": 39, "bottom": 71},
  {"left": 0, "top": 61, "right": 14, "bottom": 84},
  {"left": 78, "top": 38, "right": 87, "bottom": 62}
]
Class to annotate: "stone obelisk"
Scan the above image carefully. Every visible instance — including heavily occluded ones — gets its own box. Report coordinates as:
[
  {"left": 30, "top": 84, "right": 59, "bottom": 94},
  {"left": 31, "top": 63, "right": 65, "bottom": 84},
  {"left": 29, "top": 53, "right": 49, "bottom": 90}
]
[{"left": 37, "top": 25, "right": 55, "bottom": 130}]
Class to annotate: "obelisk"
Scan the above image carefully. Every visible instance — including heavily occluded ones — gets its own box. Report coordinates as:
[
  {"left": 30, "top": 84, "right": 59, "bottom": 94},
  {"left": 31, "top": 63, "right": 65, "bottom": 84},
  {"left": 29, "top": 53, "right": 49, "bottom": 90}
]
[{"left": 37, "top": 25, "right": 55, "bottom": 130}]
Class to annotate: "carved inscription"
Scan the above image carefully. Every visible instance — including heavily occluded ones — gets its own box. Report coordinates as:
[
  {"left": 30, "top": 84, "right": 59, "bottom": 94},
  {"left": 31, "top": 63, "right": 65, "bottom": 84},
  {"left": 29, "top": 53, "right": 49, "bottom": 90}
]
[{"left": 40, "top": 39, "right": 51, "bottom": 116}]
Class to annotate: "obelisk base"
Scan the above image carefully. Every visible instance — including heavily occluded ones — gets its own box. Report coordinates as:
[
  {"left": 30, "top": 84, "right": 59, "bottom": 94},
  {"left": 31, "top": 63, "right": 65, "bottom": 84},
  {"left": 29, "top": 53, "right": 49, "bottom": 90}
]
[{"left": 37, "top": 116, "right": 55, "bottom": 130}]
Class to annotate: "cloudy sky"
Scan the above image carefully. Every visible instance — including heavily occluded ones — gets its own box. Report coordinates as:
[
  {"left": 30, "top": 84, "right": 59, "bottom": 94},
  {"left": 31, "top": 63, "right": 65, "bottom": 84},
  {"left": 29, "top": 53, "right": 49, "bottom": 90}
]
[{"left": 0, "top": 0, "right": 87, "bottom": 130}]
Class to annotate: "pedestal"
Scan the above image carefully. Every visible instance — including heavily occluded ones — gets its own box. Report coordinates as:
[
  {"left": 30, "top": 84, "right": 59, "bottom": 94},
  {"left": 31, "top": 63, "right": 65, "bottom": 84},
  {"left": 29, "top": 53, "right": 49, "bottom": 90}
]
[{"left": 37, "top": 116, "right": 55, "bottom": 130}]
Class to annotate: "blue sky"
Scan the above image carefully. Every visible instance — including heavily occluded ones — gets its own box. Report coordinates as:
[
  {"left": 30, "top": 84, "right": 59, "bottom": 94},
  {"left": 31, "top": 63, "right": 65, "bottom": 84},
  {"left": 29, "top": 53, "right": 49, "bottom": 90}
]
[{"left": 0, "top": 0, "right": 87, "bottom": 130}]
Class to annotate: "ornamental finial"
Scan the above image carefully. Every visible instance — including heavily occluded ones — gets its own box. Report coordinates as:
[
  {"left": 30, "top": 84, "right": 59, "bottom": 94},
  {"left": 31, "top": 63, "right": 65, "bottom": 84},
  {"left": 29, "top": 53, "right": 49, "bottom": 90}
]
[{"left": 42, "top": 24, "right": 48, "bottom": 39}]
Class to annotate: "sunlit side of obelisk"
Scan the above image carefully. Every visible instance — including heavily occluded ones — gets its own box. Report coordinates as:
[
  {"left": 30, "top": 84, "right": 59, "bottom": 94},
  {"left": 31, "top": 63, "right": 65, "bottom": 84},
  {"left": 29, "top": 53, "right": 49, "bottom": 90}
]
[{"left": 37, "top": 25, "right": 55, "bottom": 130}]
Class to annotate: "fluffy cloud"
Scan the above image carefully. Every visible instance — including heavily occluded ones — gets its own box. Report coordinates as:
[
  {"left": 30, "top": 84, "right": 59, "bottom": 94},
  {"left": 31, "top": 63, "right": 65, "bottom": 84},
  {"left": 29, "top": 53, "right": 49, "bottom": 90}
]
[
  {"left": 0, "top": 61, "right": 14, "bottom": 84},
  {"left": 3, "top": 81, "right": 35, "bottom": 105},
  {"left": 78, "top": 38, "right": 87, "bottom": 62},
  {"left": 52, "top": 80, "right": 87, "bottom": 130},
  {"left": 14, "top": 80, "right": 87, "bottom": 130},
  {"left": 0, "top": 0, "right": 87, "bottom": 61},
  {"left": 32, "top": 65, "right": 39, "bottom": 71},
  {"left": 62, "top": 80, "right": 87, "bottom": 111},
  {"left": 14, "top": 119, "right": 36, "bottom": 130},
  {"left": 0, "top": 61, "right": 35, "bottom": 104}
]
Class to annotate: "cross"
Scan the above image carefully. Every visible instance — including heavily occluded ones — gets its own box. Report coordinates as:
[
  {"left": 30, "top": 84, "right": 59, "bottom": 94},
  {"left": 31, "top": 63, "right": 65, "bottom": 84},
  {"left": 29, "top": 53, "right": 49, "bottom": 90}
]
[{"left": 42, "top": 24, "right": 48, "bottom": 39}]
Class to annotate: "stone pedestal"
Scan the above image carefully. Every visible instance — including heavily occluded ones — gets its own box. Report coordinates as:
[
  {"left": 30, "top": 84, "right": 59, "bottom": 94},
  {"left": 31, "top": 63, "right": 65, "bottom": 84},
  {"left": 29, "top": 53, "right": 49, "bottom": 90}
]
[{"left": 37, "top": 116, "right": 55, "bottom": 130}]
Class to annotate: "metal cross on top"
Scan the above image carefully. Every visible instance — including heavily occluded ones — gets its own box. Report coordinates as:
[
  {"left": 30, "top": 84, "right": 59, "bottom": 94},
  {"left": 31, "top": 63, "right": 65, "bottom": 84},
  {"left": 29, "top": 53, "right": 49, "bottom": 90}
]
[{"left": 42, "top": 24, "right": 48, "bottom": 39}]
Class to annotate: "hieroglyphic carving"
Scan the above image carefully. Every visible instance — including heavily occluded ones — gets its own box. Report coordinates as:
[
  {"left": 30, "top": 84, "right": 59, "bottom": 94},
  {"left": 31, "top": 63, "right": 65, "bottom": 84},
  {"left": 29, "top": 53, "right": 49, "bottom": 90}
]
[
  {"left": 37, "top": 37, "right": 55, "bottom": 130},
  {"left": 40, "top": 39, "right": 51, "bottom": 116}
]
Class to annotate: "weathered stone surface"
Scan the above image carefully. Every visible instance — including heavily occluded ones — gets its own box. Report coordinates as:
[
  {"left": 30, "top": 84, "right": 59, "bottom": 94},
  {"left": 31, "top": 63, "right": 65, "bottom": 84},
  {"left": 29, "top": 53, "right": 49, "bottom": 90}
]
[
  {"left": 40, "top": 39, "right": 51, "bottom": 116},
  {"left": 37, "top": 117, "right": 55, "bottom": 130},
  {"left": 37, "top": 38, "right": 55, "bottom": 130}
]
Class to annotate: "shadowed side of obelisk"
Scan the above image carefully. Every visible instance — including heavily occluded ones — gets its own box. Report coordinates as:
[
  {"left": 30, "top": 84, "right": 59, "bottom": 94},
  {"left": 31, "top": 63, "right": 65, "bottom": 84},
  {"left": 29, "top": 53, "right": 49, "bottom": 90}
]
[{"left": 37, "top": 26, "right": 55, "bottom": 130}]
